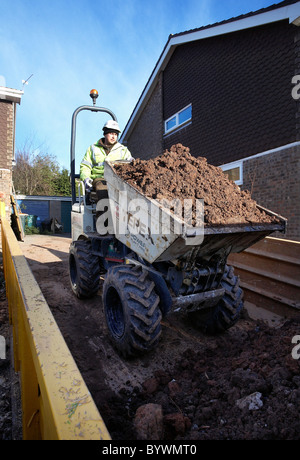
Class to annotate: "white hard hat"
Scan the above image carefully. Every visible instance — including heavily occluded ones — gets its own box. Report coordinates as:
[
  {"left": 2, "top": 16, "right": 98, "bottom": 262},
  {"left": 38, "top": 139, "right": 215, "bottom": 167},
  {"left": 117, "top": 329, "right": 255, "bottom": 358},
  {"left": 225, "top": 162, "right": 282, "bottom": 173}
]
[{"left": 103, "top": 120, "right": 121, "bottom": 133}]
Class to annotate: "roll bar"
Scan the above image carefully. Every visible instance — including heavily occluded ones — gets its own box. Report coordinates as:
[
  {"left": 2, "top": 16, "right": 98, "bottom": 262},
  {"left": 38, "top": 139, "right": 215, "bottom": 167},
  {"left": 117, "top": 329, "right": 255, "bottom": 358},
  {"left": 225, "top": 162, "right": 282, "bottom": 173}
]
[{"left": 70, "top": 93, "right": 117, "bottom": 204}]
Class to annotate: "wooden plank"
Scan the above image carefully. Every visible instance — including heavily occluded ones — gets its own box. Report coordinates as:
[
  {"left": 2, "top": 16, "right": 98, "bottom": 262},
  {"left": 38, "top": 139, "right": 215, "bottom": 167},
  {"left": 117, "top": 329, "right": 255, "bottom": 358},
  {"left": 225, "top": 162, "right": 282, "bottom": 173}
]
[
  {"left": 10, "top": 194, "right": 24, "bottom": 241},
  {"left": 228, "top": 236, "right": 300, "bottom": 318},
  {"left": 249, "top": 236, "right": 300, "bottom": 260}
]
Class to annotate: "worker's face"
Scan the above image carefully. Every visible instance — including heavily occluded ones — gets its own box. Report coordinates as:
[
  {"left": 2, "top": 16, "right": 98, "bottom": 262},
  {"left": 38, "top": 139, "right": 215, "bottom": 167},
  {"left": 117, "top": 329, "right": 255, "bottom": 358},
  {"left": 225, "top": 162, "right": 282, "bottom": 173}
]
[{"left": 104, "top": 131, "right": 118, "bottom": 145}]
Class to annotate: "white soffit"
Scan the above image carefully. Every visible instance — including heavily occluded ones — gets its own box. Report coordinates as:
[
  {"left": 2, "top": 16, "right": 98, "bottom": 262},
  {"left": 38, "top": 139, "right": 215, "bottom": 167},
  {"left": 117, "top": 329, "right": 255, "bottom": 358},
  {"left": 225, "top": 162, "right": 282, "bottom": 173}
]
[{"left": 0, "top": 86, "right": 23, "bottom": 104}]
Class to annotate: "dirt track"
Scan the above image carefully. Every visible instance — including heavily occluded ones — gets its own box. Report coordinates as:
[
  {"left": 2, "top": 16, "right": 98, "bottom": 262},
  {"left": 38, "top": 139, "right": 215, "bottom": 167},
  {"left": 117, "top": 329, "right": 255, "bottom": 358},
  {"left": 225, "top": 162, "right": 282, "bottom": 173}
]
[{"left": 0, "top": 234, "right": 297, "bottom": 440}]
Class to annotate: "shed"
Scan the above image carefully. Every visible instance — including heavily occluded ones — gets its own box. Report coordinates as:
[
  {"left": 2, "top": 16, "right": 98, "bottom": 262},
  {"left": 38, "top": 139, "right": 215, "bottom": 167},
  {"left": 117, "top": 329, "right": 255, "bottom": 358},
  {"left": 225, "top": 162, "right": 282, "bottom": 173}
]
[{"left": 16, "top": 195, "right": 72, "bottom": 233}]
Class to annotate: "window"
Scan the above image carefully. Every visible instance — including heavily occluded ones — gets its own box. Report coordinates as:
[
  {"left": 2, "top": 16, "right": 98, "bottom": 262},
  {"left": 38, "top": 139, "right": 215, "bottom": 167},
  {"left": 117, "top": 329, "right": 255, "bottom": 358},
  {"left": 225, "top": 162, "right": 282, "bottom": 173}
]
[
  {"left": 166, "top": 116, "right": 177, "bottom": 132},
  {"left": 164, "top": 104, "right": 192, "bottom": 134},
  {"left": 220, "top": 161, "right": 243, "bottom": 185}
]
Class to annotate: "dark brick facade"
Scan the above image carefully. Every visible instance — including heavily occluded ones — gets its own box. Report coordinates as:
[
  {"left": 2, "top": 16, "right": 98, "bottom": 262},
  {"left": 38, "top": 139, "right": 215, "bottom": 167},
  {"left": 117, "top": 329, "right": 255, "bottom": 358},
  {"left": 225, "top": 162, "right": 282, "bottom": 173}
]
[
  {"left": 163, "top": 20, "right": 296, "bottom": 165},
  {"left": 126, "top": 75, "right": 164, "bottom": 160},
  {"left": 294, "top": 27, "right": 300, "bottom": 139}
]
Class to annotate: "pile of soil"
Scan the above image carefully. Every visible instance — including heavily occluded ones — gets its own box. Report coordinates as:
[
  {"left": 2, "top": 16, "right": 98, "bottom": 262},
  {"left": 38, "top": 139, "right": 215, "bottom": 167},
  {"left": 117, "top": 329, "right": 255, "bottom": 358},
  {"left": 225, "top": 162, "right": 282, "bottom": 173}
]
[
  {"left": 114, "top": 144, "right": 279, "bottom": 226},
  {"left": 126, "top": 318, "right": 300, "bottom": 441}
]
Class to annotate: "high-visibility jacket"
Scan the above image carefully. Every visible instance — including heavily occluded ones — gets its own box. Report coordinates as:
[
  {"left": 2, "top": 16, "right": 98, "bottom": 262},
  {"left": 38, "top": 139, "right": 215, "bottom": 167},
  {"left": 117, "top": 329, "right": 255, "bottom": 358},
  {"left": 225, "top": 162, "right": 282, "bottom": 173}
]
[{"left": 80, "top": 139, "right": 133, "bottom": 181}]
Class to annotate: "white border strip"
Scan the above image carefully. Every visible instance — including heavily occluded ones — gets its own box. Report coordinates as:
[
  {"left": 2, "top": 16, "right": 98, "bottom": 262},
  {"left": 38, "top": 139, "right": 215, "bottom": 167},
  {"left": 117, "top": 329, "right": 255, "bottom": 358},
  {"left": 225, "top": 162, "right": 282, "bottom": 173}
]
[
  {"left": 219, "top": 141, "right": 300, "bottom": 185},
  {"left": 219, "top": 141, "right": 300, "bottom": 168},
  {"left": 16, "top": 195, "right": 72, "bottom": 202}
]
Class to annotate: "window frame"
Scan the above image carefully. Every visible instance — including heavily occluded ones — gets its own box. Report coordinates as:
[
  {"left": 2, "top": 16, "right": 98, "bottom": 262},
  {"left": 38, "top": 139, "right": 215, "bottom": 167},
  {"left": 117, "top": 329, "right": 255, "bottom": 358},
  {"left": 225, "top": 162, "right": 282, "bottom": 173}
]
[
  {"left": 164, "top": 104, "right": 192, "bottom": 135},
  {"left": 220, "top": 160, "right": 243, "bottom": 186}
]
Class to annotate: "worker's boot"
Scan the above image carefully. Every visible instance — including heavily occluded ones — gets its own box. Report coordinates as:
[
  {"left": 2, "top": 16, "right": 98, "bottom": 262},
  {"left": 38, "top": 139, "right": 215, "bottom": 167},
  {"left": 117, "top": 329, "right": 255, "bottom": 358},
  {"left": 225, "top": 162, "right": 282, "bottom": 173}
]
[{"left": 93, "top": 178, "right": 108, "bottom": 201}]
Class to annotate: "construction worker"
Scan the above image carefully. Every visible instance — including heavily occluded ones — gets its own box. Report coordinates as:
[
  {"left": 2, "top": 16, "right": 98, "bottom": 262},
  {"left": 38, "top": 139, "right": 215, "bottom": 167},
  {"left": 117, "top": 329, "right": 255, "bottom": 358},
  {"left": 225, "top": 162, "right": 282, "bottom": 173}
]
[{"left": 80, "top": 120, "right": 133, "bottom": 201}]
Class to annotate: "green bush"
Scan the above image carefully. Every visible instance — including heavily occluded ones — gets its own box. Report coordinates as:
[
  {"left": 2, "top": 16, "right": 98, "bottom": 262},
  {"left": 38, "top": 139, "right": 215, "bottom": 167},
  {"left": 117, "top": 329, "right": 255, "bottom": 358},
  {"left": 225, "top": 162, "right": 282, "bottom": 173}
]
[{"left": 24, "top": 225, "right": 40, "bottom": 235}]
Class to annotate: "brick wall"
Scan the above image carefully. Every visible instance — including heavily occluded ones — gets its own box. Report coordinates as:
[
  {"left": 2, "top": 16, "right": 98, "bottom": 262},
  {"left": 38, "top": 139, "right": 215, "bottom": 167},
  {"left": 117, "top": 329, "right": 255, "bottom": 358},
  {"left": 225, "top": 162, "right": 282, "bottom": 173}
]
[
  {"left": 163, "top": 20, "right": 296, "bottom": 166},
  {"left": 126, "top": 74, "right": 163, "bottom": 160},
  {"left": 242, "top": 144, "right": 300, "bottom": 241},
  {"left": 0, "top": 99, "right": 14, "bottom": 219}
]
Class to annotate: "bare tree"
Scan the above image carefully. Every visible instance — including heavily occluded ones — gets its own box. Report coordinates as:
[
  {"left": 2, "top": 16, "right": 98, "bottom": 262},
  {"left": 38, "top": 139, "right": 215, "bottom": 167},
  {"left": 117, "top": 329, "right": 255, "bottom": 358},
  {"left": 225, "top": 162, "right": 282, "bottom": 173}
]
[{"left": 13, "top": 141, "right": 61, "bottom": 195}]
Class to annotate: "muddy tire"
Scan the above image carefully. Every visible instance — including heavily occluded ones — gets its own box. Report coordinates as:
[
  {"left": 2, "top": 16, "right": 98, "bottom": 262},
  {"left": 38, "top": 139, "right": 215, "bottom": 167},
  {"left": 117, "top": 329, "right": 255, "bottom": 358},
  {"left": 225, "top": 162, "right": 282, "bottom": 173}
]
[
  {"left": 191, "top": 265, "right": 244, "bottom": 334},
  {"left": 69, "top": 240, "right": 101, "bottom": 298},
  {"left": 103, "top": 265, "right": 162, "bottom": 358}
]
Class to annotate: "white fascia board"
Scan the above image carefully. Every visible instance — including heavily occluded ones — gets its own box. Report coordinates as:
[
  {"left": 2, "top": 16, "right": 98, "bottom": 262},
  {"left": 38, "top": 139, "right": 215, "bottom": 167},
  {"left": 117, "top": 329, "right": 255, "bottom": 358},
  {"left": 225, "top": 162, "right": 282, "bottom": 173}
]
[
  {"left": 16, "top": 195, "right": 72, "bottom": 201},
  {"left": 121, "top": 2, "right": 300, "bottom": 141},
  {"left": 0, "top": 86, "right": 24, "bottom": 104},
  {"left": 172, "top": 3, "right": 300, "bottom": 45},
  {"left": 219, "top": 141, "right": 300, "bottom": 168}
]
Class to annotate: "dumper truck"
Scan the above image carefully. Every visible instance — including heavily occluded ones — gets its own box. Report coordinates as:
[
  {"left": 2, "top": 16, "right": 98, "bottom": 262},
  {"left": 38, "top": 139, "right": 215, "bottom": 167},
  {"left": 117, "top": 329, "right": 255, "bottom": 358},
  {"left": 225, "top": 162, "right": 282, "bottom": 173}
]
[{"left": 69, "top": 92, "right": 287, "bottom": 358}]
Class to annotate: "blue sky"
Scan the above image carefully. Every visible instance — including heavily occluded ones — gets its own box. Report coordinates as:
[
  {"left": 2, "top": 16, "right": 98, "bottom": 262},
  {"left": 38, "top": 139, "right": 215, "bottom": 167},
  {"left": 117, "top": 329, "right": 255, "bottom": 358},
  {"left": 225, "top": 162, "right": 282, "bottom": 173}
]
[{"left": 0, "top": 0, "right": 278, "bottom": 171}]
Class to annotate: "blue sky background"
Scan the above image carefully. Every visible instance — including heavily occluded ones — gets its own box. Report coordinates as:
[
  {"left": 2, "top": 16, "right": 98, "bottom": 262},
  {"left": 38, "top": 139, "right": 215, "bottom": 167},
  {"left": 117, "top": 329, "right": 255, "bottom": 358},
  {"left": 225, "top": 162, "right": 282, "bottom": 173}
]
[{"left": 0, "top": 0, "right": 278, "bottom": 171}]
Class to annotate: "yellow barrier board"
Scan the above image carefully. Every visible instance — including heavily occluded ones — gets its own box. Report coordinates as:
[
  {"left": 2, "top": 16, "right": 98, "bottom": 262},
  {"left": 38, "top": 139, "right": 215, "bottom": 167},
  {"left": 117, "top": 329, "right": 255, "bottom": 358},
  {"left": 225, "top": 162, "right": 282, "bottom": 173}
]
[{"left": 0, "top": 206, "right": 111, "bottom": 440}]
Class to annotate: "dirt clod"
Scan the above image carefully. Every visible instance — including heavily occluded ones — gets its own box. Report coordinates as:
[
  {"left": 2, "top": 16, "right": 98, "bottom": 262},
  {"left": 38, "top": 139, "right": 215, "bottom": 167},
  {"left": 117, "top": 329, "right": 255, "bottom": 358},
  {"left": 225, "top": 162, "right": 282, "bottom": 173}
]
[{"left": 134, "top": 403, "right": 164, "bottom": 440}]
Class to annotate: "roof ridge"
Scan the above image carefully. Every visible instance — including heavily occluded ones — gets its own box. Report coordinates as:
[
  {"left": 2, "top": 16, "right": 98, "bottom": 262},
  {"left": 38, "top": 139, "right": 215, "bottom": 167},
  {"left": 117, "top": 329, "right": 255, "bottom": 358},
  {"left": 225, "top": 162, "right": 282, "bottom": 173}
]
[{"left": 169, "top": 0, "right": 300, "bottom": 39}]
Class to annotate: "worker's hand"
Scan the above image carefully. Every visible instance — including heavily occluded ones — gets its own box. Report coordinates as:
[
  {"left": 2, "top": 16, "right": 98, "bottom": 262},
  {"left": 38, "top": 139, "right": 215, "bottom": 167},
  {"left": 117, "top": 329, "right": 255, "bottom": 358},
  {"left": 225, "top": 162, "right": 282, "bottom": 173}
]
[{"left": 84, "top": 178, "right": 93, "bottom": 191}]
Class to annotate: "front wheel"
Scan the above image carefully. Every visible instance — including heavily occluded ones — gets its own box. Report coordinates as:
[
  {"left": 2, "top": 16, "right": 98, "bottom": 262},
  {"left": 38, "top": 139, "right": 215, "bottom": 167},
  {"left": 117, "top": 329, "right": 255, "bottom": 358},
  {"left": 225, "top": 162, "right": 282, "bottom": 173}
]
[
  {"left": 190, "top": 265, "right": 244, "bottom": 334},
  {"left": 103, "top": 265, "right": 162, "bottom": 358},
  {"left": 69, "top": 240, "right": 101, "bottom": 298}
]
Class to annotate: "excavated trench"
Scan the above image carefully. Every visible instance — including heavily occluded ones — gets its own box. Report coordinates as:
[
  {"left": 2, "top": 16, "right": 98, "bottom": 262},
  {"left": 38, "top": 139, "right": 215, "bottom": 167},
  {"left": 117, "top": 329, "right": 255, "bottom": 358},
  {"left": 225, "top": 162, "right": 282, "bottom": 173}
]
[
  {"left": 1, "top": 237, "right": 299, "bottom": 441},
  {"left": 0, "top": 146, "right": 299, "bottom": 440}
]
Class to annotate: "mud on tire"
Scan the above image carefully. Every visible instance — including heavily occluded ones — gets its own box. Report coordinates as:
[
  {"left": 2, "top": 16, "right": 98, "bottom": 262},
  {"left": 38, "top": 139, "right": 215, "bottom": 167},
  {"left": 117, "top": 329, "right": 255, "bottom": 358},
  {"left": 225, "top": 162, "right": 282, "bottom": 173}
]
[
  {"left": 69, "top": 240, "right": 101, "bottom": 299},
  {"left": 191, "top": 265, "right": 244, "bottom": 334},
  {"left": 103, "top": 265, "right": 162, "bottom": 358}
]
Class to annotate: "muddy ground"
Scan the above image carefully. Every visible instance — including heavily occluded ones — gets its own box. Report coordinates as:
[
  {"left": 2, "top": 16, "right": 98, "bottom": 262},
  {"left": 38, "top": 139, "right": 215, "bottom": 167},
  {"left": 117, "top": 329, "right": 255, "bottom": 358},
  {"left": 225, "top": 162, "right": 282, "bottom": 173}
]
[{"left": 0, "top": 234, "right": 299, "bottom": 441}]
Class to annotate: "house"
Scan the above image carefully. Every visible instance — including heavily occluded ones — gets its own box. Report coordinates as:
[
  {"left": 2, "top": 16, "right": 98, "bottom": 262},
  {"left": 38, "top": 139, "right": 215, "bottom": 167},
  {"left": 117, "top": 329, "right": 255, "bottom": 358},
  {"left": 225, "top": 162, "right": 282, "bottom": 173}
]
[
  {"left": 0, "top": 86, "right": 23, "bottom": 221},
  {"left": 0, "top": 87, "right": 71, "bottom": 235},
  {"left": 121, "top": 0, "right": 300, "bottom": 241}
]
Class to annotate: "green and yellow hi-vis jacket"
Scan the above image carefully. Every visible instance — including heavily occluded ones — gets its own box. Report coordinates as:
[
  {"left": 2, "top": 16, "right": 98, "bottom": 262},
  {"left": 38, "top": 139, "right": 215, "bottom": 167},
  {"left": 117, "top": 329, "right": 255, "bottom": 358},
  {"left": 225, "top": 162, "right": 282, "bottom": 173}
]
[{"left": 80, "top": 139, "right": 132, "bottom": 181}]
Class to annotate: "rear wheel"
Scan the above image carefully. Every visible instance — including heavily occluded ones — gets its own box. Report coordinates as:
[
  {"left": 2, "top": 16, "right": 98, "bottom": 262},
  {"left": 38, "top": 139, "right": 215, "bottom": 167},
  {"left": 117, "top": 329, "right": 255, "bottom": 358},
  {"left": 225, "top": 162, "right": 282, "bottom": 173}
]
[
  {"left": 190, "top": 265, "right": 244, "bottom": 334},
  {"left": 69, "top": 240, "right": 101, "bottom": 298},
  {"left": 103, "top": 265, "right": 162, "bottom": 358}
]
